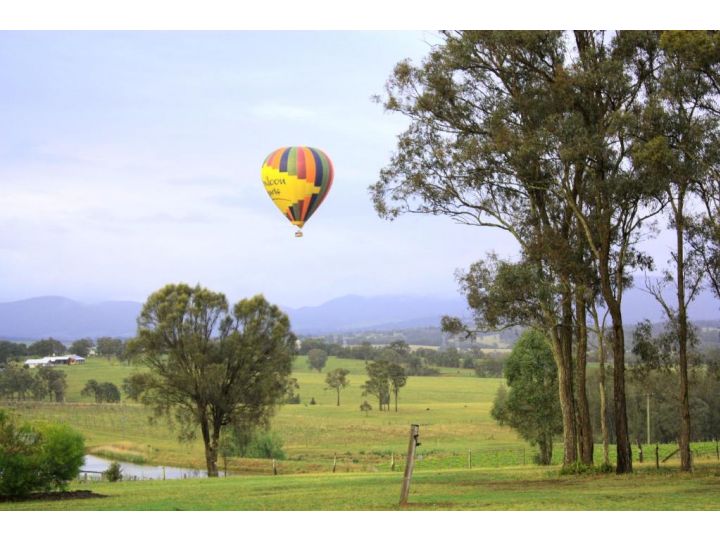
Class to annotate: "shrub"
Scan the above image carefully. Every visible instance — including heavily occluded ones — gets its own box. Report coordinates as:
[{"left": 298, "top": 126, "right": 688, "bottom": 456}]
[
  {"left": 103, "top": 461, "right": 123, "bottom": 482},
  {"left": 0, "top": 410, "right": 85, "bottom": 498},
  {"left": 244, "top": 431, "right": 286, "bottom": 460},
  {"left": 37, "top": 423, "right": 85, "bottom": 491}
]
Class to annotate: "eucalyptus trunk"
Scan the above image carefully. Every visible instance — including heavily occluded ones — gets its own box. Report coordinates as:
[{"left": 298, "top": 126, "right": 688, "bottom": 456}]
[
  {"left": 549, "top": 305, "right": 578, "bottom": 465},
  {"left": 200, "top": 413, "right": 220, "bottom": 477},
  {"left": 674, "top": 195, "right": 692, "bottom": 472},
  {"left": 574, "top": 292, "right": 594, "bottom": 465},
  {"left": 592, "top": 306, "right": 610, "bottom": 466}
]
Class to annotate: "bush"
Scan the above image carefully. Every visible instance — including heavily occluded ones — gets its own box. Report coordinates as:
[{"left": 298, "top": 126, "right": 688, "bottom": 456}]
[
  {"left": 103, "top": 461, "right": 123, "bottom": 482},
  {"left": 37, "top": 424, "right": 85, "bottom": 491},
  {"left": 0, "top": 410, "right": 85, "bottom": 498},
  {"left": 244, "top": 431, "right": 286, "bottom": 460}
]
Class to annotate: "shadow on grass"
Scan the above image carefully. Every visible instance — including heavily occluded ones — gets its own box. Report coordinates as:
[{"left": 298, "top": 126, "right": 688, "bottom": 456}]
[{"left": 0, "top": 490, "right": 108, "bottom": 504}]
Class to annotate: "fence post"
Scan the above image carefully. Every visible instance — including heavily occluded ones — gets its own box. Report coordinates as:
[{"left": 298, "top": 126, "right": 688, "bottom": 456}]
[
  {"left": 390, "top": 452, "right": 395, "bottom": 472},
  {"left": 655, "top": 443, "right": 660, "bottom": 469},
  {"left": 716, "top": 439, "right": 719, "bottom": 461},
  {"left": 399, "top": 424, "right": 420, "bottom": 506},
  {"left": 272, "top": 459, "right": 277, "bottom": 475},
  {"left": 332, "top": 453, "right": 337, "bottom": 473}
]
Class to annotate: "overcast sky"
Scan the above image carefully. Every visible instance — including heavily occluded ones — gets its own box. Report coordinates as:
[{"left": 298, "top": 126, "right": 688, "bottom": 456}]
[{"left": 0, "top": 30, "right": 680, "bottom": 308}]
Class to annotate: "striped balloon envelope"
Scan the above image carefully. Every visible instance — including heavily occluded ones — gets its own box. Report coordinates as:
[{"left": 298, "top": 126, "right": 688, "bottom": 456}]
[{"left": 260, "top": 146, "right": 334, "bottom": 237}]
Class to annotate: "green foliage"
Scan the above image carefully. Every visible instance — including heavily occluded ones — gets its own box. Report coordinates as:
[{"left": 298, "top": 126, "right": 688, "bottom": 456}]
[
  {"left": 362, "top": 360, "right": 391, "bottom": 411},
  {"left": 69, "top": 338, "right": 94, "bottom": 358},
  {"left": 35, "top": 368, "right": 68, "bottom": 402},
  {"left": 491, "top": 330, "right": 562, "bottom": 465},
  {"left": 81, "top": 379, "right": 121, "bottom": 403},
  {"left": 36, "top": 423, "right": 85, "bottom": 490},
  {"left": 474, "top": 357, "right": 505, "bottom": 378},
  {"left": 131, "top": 284, "right": 296, "bottom": 476},
  {"left": 122, "top": 372, "right": 152, "bottom": 401},
  {"left": 96, "top": 337, "right": 125, "bottom": 358},
  {"left": 0, "top": 341, "right": 27, "bottom": 367},
  {"left": 27, "top": 338, "right": 66, "bottom": 357},
  {"left": 103, "top": 461, "right": 123, "bottom": 482},
  {"left": 559, "top": 462, "right": 600, "bottom": 476},
  {"left": 281, "top": 377, "right": 301, "bottom": 404},
  {"left": 589, "top": 363, "right": 720, "bottom": 444},
  {"left": 0, "top": 364, "right": 68, "bottom": 402},
  {"left": 0, "top": 362, "right": 35, "bottom": 400},
  {"left": 0, "top": 410, "right": 84, "bottom": 498},
  {"left": 359, "top": 400, "right": 372, "bottom": 416},
  {"left": 307, "top": 348, "right": 328, "bottom": 372},
  {"left": 243, "top": 431, "right": 286, "bottom": 460},
  {"left": 325, "top": 368, "right": 350, "bottom": 406}
]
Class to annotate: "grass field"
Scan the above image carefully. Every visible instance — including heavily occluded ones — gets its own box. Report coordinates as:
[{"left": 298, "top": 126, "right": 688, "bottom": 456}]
[
  {"left": 5, "top": 356, "right": 531, "bottom": 473},
  {"left": 2, "top": 463, "right": 720, "bottom": 510},
  {"left": 3, "top": 356, "right": 720, "bottom": 511}
]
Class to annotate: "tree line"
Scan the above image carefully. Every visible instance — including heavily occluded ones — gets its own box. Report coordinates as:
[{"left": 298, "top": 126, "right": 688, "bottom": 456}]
[
  {"left": 0, "top": 336, "right": 128, "bottom": 366},
  {"left": 299, "top": 338, "right": 506, "bottom": 377},
  {"left": 491, "top": 327, "right": 720, "bottom": 467},
  {"left": 372, "top": 30, "right": 720, "bottom": 473}
]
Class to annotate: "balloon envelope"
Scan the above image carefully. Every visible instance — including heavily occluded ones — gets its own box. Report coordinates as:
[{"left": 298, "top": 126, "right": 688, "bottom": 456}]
[{"left": 260, "top": 146, "right": 334, "bottom": 230}]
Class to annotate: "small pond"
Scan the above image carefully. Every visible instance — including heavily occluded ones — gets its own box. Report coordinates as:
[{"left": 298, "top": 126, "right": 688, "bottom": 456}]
[{"left": 81, "top": 455, "right": 226, "bottom": 481}]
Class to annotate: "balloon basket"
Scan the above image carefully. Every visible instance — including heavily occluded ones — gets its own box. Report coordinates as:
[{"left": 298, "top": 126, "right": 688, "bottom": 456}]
[{"left": 294, "top": 230, "right": 303, "bottom": 238}]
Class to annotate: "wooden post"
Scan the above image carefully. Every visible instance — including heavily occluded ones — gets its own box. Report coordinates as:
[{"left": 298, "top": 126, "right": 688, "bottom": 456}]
[
  {"left": 655, "top": 443, "right": 660, "bottom": 469},
  {"left": 162, "top": 466, "right": 166, "bottom": 481},
  {"left": 716, "top": 439, "right": 719, "bottom": 461},
  {"left": 272, "top": 459, "right": 278, "bottom": 475},
  {"left": 332, "top": 453, "right": 337, "bottom": 473},
  {"left": 637, "top": 439, "right": 643, "bottom": 463},
  {"left": 399, "top": 424, "right": 420, "bottom": 506},
  {"left": 390, "top": 452, "right": 395, "bottom": 472}
]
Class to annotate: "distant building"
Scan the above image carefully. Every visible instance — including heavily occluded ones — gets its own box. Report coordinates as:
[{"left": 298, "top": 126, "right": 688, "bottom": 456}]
[{"left": 24, "top": 354, "right": 86, "bottom": 368}]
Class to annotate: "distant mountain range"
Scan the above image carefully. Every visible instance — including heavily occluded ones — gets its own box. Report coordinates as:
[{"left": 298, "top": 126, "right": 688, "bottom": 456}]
[
  {"left": 0, "top": 287, "right": 718, "bottom": 341},
  {"left": 0, "top": 296, "right": 141, "bottom": 341}
]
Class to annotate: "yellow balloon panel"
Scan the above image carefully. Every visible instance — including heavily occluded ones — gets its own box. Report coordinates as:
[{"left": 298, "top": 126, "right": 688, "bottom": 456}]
[{"left": 260, "top": 146, "right": 334, "bottom": 229}]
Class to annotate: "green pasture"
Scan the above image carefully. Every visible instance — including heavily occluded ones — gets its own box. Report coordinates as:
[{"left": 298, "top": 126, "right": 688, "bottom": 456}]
[
  {"left": 3, "top": 463, "right": 720, "bottom": 510},
  {"left": 5, "top": 356, "right": 525, "bottom": 473},
  {"left": 6, "top": 356, "right": 719, "bottom": 475}
]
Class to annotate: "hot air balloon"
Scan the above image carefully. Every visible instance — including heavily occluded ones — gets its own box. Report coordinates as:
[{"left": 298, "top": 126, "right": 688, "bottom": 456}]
[{"left": 260, "top": 146, "right": 334, "bottom": 237}]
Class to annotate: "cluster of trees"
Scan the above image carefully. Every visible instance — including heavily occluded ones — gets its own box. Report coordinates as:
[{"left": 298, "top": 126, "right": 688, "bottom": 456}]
[
  {"left": 361, "top": 360, "right": 407, "bottom": 412},
  {"left": 579, "top": 319, "right": 720, "bottom": 446},
  {"left": 81, "top": 380, "right": 121, "bottom": 403},
  {"left": 0, "top": 364, "right": 67, "bottom": 402},
  {"left": 587, "top": 365, "right": 720, "bottom": 447},
  {"left": 372, "top": 30, "right": 720, "bottom": 473},
  {"left": 0, "top": 410, "right": 85, "bottom": 498}
]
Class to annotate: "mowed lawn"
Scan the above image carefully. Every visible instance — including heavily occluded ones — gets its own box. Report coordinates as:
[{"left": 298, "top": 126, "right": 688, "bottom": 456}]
[{"left": 3, "top": 464, "right": 720, "bottom": 510}]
